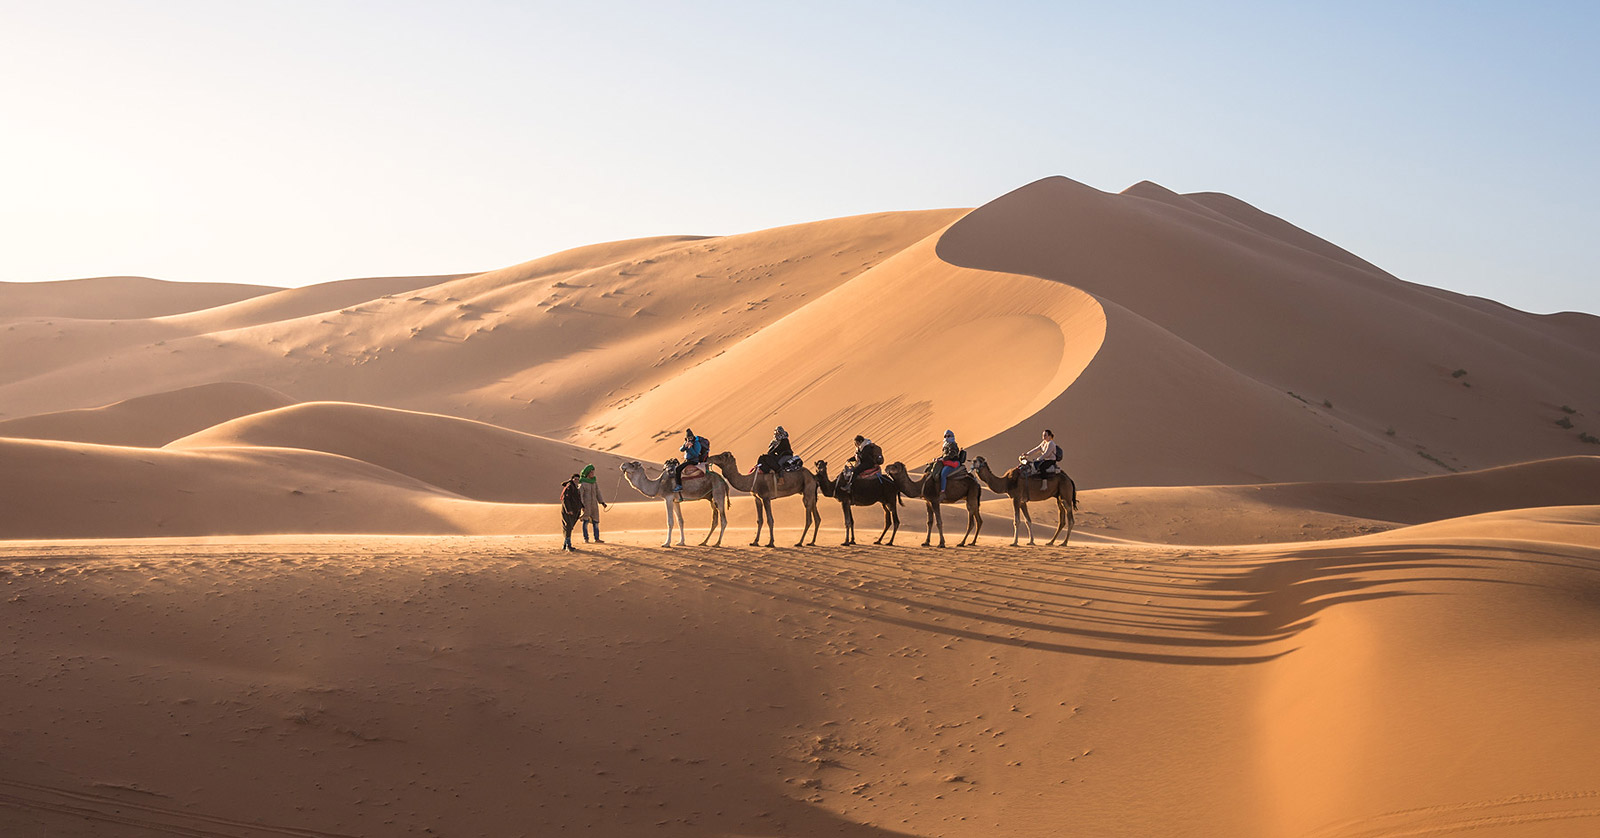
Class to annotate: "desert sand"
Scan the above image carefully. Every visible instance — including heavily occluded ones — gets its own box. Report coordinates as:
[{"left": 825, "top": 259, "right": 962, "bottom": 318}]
[{"left": 3, "top": 176, "right": 1599, "bottom": 836}]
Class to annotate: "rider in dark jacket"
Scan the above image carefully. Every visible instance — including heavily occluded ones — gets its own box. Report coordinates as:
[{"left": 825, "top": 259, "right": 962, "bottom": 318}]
[{"left": 757, "top": 426, "right": 793, "bottom": 473}]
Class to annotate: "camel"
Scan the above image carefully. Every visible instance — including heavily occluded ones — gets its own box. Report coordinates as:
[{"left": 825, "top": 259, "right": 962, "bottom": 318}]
[
  {"left": 970, "top": 455, "right": 1079, "bottom": 546},
  {"left": 706, "top": 451, "right": 822, "bottom": 547},
  {"left": 814, "top": 460, "right": 901, "bottom": 546},
  {"left": 620, "top": 461, "right": 730, "bottom": 547},
  {"left": 885, "top": 461, "right": 983, "bottom": 548}
]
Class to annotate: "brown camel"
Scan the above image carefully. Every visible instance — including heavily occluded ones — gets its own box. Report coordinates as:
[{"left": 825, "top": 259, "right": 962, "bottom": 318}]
[
  {"left": 814, "top": 460, "right": 901, "bottom": 546},
  {"left": 707, "top": 451, "right": 822, "bottom": 547},
  {"left": 885, "top": 461, "right": 983, "bottom": 548},
  {"left": 970, "top": 455, "right": 1078, "bottom": 546}
]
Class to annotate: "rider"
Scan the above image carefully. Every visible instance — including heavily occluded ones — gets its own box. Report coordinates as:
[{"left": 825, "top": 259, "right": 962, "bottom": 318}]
[
  {"left": 844, "top": 434, "right": 883, "bottom": 491},
  {"left": 756, "top": 426, "right": 792, "bottom": 474},
  {"left": 937, "top": 429, "right": 963, "bottom": 493},
  {"left": 1021, "top": 429, "right": 1060, "bottom": 478},
  {"left": 674, "top": 428, "right": 709, "bottom": 491}
]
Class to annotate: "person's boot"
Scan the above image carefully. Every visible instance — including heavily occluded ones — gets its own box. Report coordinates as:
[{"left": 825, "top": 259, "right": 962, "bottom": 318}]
[{"left": 593, "top": 525, "right": 605, "bottom": 544}]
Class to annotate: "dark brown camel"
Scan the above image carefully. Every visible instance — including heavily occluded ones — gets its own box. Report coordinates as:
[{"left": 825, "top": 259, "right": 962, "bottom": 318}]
[
  {"left": 814, "top": 460, "right": 902, "bottom": 546},
  {"left": 707, "top": 451, "right": 822, "bottom": 547},
  {"left": 970, "top": 455, "right": 1078, "bottom": 546},
  {"left": 885, "top": 461, "right": 983, "bottom": 547}
]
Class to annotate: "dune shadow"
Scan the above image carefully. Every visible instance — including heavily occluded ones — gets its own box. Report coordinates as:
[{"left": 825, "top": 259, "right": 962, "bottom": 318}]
[{"left": 604, "top": 539, "right": 1600, "bottom": 666}]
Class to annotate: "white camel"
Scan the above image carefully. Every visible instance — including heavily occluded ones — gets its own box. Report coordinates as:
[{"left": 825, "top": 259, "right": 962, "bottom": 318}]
[{"left": 620, "top": 461, "right": 730, "bottom": 547}]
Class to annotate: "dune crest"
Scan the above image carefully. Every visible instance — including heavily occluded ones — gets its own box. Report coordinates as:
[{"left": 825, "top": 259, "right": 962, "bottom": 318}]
[
  {"left": 0, "top": 276, "right": 276, "bottom": 320},
  {"left": 0, "top": 382, "right": 294, "bottom": 447}
]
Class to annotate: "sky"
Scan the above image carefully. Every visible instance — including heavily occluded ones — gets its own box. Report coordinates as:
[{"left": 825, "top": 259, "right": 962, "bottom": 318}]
[{"left": 2, "top": 1, "right": 1596, "bottom": 314}]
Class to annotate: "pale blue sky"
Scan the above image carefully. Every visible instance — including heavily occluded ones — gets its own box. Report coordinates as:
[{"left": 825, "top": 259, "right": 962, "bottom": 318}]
[{"left": 2, "top": 1, "right": 1595, "bottom": 313}]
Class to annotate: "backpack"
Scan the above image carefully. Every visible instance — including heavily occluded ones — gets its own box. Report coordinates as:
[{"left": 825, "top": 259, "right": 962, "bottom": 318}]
[
  {"left": 1054, "top": 446, "right": 1064, "bottom": 462},
  {"left": 695, "top": 435, "right": 709, "bottom": 458}
]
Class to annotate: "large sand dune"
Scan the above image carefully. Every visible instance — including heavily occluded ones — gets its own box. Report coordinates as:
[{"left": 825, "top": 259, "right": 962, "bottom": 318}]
[
  {"left": 0, "top": 382, "right": 295, "bottom": 447},
  {"left": 169, "top": 401, "right": 636, "bottom": 502},
  {"left": 0, "top": 276, "right": 275, "bottom": 319}
]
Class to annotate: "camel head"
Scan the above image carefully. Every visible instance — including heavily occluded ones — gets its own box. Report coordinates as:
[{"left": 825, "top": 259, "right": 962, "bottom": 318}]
[
  {"left": 885, "top": 462, "right": 909, "bottom": 479},
  {"left": 972, "top": 455, "right": 988, "bottom": 472},
  {"left": 814, "top": 459, "right": 828, "bottom": 473}
]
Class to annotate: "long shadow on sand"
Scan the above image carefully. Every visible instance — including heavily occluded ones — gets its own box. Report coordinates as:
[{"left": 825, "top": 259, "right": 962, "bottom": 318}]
[{"left": 604, "top": 539, "right": 1600, "bottom": 666}]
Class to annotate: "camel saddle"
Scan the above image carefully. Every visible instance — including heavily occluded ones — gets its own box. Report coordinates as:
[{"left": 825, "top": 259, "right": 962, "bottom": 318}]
[
  {"left": 753, "top": 455, "right": 805, "bottom": 474},
  {"left": 1019, "top": 460, "right": 1055, "bottom": 479},
  {"left": 664, "top": 458, "right": 706, "bottom": 481}
]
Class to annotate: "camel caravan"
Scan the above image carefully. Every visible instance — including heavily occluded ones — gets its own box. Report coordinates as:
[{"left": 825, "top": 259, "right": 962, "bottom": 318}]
[{"left": 581, "top": 427, "right": 1077, "bottom": 551}]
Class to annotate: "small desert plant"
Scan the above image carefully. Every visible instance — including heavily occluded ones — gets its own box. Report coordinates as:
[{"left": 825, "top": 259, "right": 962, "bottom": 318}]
[
  {"left": 1451, "top": 369, "right": 1468, "bottom": 378},
  {"left": 1561, "top": 405, "right": 1577, "bottom": 414},
  {"left": 1385, "top": 426, "right": 1396, "bottom": 436},
  {"left": 1581, "top": 432, "right": 1600, "bottom": 445},
  {"left": 1322, "top": 399, "right": 1334, "bottom": 409},
  {"left": 1557, "top": 417, "right": 1574, "bottom": 429},
  {"left": 1417, "top": 449, "right": 1455, "bottom": 470}
]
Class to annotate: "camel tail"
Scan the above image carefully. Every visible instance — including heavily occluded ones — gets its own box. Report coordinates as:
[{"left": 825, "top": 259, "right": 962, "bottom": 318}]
[{"left": 1069, "top": 478, "right": 1079, "bottom": 510}]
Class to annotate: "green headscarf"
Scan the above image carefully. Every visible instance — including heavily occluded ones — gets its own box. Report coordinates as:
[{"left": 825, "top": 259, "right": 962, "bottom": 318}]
[{"left": 578, "top": 464, "right": 597, "bottom": 484}]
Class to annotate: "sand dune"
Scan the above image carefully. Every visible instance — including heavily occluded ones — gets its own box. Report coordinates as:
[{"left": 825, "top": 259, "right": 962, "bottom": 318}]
[
  {"left": 1078, "top": 455, "right": 1600, "bottom": 544},
  {"left": 169, "top": 401, "right": 635, "bottom": 502},
  {"left": 941, "top": 176, "right": 1600, "bottom": 484},
  {"left": 0, "top": 382, "right": 295, "bottom": 447},
  {"left": 0, "top": 276, "right": 275, "bottom": 320},
  {"left": 577, "top": 223, "right": 1107, "bottom": 465},
  {"left": 160, "top": 273, "right": 474, "bottom": 333},
  {"left": 0, "top": 436, "right": 471, "bottom": 538},
  {"left": 4, "top": 510, "right": 1597, "bottom": 836},
  {"left": 0, "top": 213, "right": 960, "bottom": 438},
  {"left": 4, "top": 181, "right": 1594, "bottom": 491}
]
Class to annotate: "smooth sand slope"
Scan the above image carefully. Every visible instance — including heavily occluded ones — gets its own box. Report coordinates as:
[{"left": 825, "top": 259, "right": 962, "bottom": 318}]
[
  {"left": 0, "top": 276, "right": 275, "bottom": 319},
  {"left": 3, "top": 508, "right": 1597, "bottom": 836},
  {"left": 0, "top": 214, "right": 961, "bottom": 439},
  {"left": 0, "top": 382, "right": 295, "bottom": 447},
  {"left": 169, "top": 401, "right": 636, "bottom": 503}
]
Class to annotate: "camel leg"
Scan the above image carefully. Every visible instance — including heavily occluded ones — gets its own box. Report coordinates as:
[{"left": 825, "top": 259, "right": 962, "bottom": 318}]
[
  {"left": 763, "top": 498, "right": 776, "bottom": 547},
  {"left": 1021, "top": 500, "right": 1037, "bottom": 546},
  {"left": 1011, "top": 498, "right": 1022, "bottom": 546},
  {"left": 842, "top": 502, "right": 855, "bottom": 546},
  {"left": 1048, "top": 497, "right": 1067, "bottom": 545},
  {"left": 750, "top": 492, "right": 764, "bottom": 546},
  {"left": 661, "top": 500, "right": 675, "bottom": 547},
  {"left": 959, "top": 493, "right": 980, "bottom": 546},
  {"left": 796, "top": 493, "right": 813, "bottom": 548},
  {"left": 718, "top": 500, "right": 728, "bottom": 546},
  {"left": 887, "top": 502, "right": 900, "bottom": 546}
]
